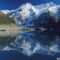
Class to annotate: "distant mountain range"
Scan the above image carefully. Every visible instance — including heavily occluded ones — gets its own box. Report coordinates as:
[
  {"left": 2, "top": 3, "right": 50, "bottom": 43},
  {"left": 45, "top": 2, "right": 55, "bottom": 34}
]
[{"left": 1, "top": 2, "right": 60, "bottom": 27}]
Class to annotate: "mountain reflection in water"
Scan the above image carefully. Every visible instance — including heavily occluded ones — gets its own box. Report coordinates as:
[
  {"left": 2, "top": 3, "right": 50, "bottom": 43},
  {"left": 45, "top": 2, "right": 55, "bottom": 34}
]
[{"left": 0, "top": 30, "right": 60, "bottom": 56}]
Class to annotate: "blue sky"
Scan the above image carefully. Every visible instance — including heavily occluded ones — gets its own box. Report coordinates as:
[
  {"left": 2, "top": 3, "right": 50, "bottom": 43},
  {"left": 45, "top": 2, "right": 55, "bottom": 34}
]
[{"left": 0, "top": 0, "right": 60, "bottom": 9}]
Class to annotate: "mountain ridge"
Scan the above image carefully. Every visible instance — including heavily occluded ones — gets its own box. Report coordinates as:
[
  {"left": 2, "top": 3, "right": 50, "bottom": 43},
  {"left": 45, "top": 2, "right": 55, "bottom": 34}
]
[
  {"left": 1, "top": 2, "right": 59, "bottom": 27},
  {"left": 0, "top": 12, "right": 15, "bottom": 25}
]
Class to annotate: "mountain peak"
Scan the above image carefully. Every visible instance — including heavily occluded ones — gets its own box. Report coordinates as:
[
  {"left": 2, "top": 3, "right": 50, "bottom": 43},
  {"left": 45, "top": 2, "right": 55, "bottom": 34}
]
[
  {"left": 1, "top": 2, "right": 60, "bottom": 26},
  {"left": 1, "top": 10, "right": 11, "bottom": 15}
]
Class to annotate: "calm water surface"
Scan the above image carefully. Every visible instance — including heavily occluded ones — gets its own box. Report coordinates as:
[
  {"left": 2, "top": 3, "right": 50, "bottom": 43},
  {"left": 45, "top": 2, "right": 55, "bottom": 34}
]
[{"left": 0, "top": 31, "right": 60, "bottom": 60}]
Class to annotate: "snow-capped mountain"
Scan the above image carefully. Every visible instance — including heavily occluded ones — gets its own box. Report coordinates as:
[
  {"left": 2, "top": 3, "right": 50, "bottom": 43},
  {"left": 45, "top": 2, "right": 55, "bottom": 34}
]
[
  {"left": 1, "top": 10, "right": 11, "bottom": 15},
  {"left": 1, "top": 2, "right": 60, "bottom": 27},
  {"left": 1, "top": 2, "right": 60, "bottom": 56}
]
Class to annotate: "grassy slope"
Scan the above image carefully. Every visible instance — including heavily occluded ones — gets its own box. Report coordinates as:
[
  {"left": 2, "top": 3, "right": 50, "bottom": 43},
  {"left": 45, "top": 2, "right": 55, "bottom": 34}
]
[{"left": 0, "top": 12, "right": 15, "bottom": 25}]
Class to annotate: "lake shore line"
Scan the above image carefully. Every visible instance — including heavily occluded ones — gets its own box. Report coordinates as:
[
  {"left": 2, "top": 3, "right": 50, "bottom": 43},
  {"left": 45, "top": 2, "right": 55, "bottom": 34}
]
[{"left": 0, "top": 24, "right": 34, "bottom": 31}]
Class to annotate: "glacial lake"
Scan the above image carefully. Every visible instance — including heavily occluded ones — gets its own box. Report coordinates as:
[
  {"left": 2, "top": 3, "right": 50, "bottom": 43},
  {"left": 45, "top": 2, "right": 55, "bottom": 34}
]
[{"left": 0, "top": 30, "right": 60, "bottom": 60}]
